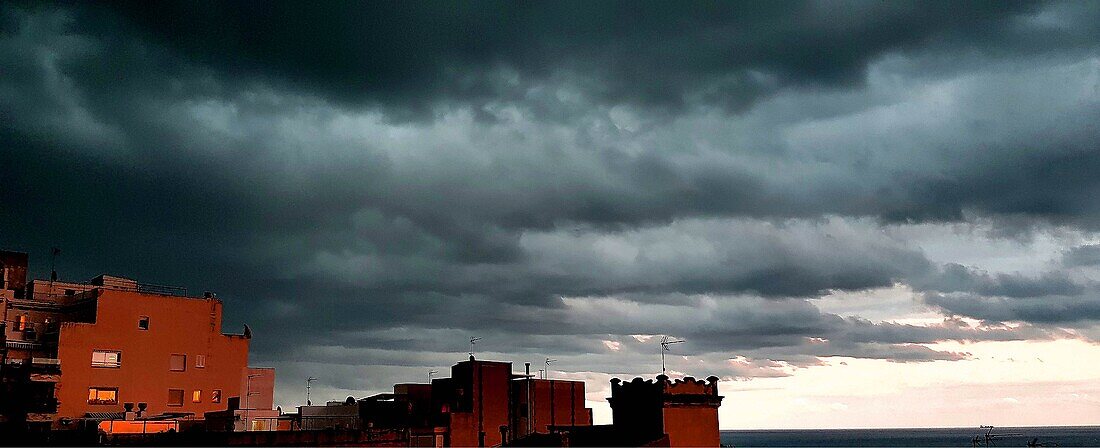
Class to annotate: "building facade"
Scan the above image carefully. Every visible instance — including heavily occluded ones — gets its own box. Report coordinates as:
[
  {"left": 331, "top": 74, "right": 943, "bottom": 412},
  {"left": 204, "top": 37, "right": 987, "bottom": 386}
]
[
  {"left": 54, "top": 287, "right": 253, "bottom": 427},
  {"left": 508, "top": 375, "right": 723, "bottom": 447},
  {"left": 0, "top": 249, "right": 273, "bottom": 433},
  {"left": 293, "top": 356, "right": 594, "bottom": 447},
  {"left": 607, "top": 374, "right": 724, "bottom": 447}
]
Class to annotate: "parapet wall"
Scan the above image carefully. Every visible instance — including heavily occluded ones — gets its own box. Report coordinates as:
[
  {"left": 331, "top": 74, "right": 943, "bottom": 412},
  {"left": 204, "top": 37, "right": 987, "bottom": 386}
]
[
  {"left": 607, "top": 375, "right": 724, "bottom": 447},
  {"left": 609, "top": 374, "right": 721, "bottom": 399}
]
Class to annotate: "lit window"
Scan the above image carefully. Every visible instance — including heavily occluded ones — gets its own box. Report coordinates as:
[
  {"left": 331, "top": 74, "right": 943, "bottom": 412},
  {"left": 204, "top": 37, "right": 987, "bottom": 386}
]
[
  {"left": 138, "top": 316, "right": 149, "bottom": 330},
  {"left": 16, "top": 315, "right": 26, "bottom": 331},
  {"left": 192, "top": 390, "right": 202, "bottom": 403},
  {"left": 169, "top": 354, "right": 186, "bottom": 372},
  {"left": 92, "top": 350, "right": 122, "bottom": 368},
  {"left": 211, "top": 389, "right": 222, "bottom": 403},
  {"left": 195, "top": 354, "right": 206, "bottom": 368},
  {"left": 88, "top": 387, "right": 119, "bottom": 405},
  {"left": 168, "top": 389, "right": 184, "bottom": 407}
]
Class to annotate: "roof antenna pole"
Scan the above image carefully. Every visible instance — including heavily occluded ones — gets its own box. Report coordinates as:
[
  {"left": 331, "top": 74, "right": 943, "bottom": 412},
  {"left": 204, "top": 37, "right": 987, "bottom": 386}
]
[
  {"left": 660, "top": 336, "right": 685, "bottom": 375},
  {"left": 544, "top": 358, "right": 557, "bottom": 380},
  {"left": 427, "top": 369, "right": 438, "bottom": 384},
  {"left": 306, "top": 377, "right": 317, "bottom": 406},
  {"left": 469, "top": 337, "right": 482, "bottom": 359},
  {"left": 49, "top": 247, "right": 61, "bottom": 295}
]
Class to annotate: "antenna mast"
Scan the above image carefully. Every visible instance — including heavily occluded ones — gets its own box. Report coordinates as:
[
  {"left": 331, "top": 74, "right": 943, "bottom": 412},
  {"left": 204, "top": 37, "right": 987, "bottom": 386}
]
[
  {"left": 306, "top": 376, "right": 318, "bottom": 406},
  {"left": 468, "top": 337, "right": 482, "bottom": 358},
  {"left": 544, "top": 358, "right": 557, "bottom": 379},
  {"left": 49, "top": 247, "right": 60, "bottom": 293},
  {"left": 660, "top": 336, "right": 685, "bottom": 375}
]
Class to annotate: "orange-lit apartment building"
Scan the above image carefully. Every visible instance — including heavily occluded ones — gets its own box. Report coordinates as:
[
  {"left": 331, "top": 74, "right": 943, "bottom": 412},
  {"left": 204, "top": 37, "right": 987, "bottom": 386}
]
[{"left": 0, "top": 250, "right": 274, "bottom": 432}]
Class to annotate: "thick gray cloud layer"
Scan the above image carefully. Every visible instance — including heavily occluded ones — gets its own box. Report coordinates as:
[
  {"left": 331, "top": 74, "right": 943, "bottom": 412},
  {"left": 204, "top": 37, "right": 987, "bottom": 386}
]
[{"left": 2, "top": 1, "right": 1100, "bottom": 402}]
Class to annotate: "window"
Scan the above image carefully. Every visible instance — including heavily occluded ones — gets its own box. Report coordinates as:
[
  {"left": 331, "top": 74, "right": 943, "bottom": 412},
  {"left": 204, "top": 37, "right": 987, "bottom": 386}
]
[
  {"left": 195, "top": 354, "right": 206, "bottom": 368},
  {"left": 168, "top": 389, "right": 184, "bottom": 407},
  {"left": 169, "top": 354, "right": 186, "bottom": 372},
  {"left": 192, "top": 390, "right": 202, "bottom": 403},
  {"left": 138, "top": 316, "right": 149, "bottom": 330},
  {"left": 15, "top": 315, "right": 26, "bottom": 331},
  {"left": 211, "top": 389, "right": 222, "bottom": 403},
  {"left": 92, "top": 350, "right": 122, "bottom": 368},
  {"left": 88, "top": 387, "right": 119, "bottom": 405}
]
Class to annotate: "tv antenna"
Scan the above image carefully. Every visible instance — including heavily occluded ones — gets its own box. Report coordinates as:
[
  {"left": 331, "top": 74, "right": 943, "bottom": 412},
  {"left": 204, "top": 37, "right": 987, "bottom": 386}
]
[
  {"left": 660, "top": 336, "right": 685, "bottom": 375},
  {"left": 49, "top": 247, "right": 61, "bottom": 293},
  {"left": 973, "top": 425, "right": 1024, "bottom": 447},
  {"left": 427, "top": 369, "right": 438, "bottom": 383},
  {"left": 306, "top": 376, "right": 318, "bottom": 406},
  {"left": 544, "top": 358, "right": 557, "bottom": 379},
  {"left": 468, "top": 337, "right": 482, "bottom": 357}
]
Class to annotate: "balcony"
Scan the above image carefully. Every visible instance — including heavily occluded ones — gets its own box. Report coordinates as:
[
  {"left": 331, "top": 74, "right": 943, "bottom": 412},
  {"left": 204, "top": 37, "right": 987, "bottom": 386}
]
[
  {"left": 26, "top": 413, "right": 56, "bottom": 424},
  {"left": 31, "top": 357, "right": 61, "bottom": 367},
  {"left": 26, "top": 397, "right": 59, "bottom": 415},
  {"left": 29, "top": 373, "right": 61, "bottom": 382},
  {"left": 5, "top": 340, "right": 41, "bottom": 350}
]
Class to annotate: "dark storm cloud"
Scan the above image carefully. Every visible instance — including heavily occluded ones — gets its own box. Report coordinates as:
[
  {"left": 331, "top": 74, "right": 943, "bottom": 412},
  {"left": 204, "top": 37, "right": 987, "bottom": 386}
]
[
  {"left": 925, "top": 292, "right": 1100, "bottom": 324},
  {"left": 53, "top": 0, "right": 1094, "bottom": 115},
  {"left": 917, "top": 263, "right": 1086, "bottom": 298},
  {"left": 3, "top": 1, "right": 1100, "bottom": 402}
]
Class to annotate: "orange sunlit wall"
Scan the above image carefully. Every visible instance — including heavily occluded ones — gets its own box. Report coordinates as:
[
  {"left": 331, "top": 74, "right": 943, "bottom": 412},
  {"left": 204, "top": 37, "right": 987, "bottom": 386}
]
[
  {"left": 54, "top": 289, "right": 250, "bottom": 426},
  {"left": 241, "top": 367, "right": 275, "bottom": 411},
  {"left": 448, "top": 359, "right": 512, "bottom": 447},
  {"left": 512, "top": 378, "right": 591, "bottom": 438},
  {"left": 660, "top": 377, "right": 723, "bottom": 447}
]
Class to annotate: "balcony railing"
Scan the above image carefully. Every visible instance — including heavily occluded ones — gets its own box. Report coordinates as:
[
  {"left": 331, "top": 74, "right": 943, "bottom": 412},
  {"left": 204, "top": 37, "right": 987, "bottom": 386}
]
[
  {"left": 5, "top": 340, "right": 41, "bottom": 350},
  {"left": 31, "top": 357, "right": 61, "bottom": 367}
]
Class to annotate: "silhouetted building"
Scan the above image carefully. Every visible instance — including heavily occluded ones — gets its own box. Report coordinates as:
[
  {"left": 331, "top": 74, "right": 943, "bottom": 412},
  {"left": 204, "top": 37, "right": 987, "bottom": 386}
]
[
  {"left": 511, "top": 377, "right": 592, "bottom": 439},
  {"left": 298, "top": 398, "right": 361, "bottom": 431},
  {"left": 509, "top": 374, "right": 723, "bottom": 447},
  {"left": 299, "top": 356, "right": 596, "bottom": 447}
]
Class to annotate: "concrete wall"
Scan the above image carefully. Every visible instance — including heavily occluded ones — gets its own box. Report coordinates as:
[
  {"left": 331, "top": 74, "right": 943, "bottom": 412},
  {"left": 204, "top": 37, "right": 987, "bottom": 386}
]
[
  {"left": 242, "top": 367, "right": 275, "bottom": 411},
  {"left": 511, "top": 378, "right": 591, "bottom": 438},
  {"left": 663, "top": 405, "right": 719, "bottom": 447},
  {"left": 448, "top": 360, "right": 512, "bottom": 447}
]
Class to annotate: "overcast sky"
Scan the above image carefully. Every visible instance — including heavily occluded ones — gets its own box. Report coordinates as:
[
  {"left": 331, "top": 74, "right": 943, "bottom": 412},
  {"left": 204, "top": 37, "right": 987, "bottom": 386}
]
[{"left": 4, "top": 1, "right": 1100, "bottom": 429}]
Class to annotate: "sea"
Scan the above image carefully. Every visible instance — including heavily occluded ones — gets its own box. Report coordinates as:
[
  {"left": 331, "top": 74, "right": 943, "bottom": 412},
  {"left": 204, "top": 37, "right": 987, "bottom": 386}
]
[{"left": 721, "top": 426, "right": 1100, "bottom": 447}]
